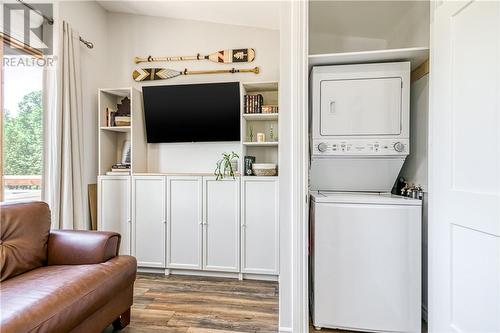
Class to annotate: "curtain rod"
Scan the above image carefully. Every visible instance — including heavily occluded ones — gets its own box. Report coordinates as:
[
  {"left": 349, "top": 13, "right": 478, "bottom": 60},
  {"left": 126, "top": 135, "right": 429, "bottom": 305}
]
[
  {"left": 15, "top": 0, "right": 94, "bottom": 49},
  {"left": 16, "top": 0, "right": 54, "bottom": 25}
]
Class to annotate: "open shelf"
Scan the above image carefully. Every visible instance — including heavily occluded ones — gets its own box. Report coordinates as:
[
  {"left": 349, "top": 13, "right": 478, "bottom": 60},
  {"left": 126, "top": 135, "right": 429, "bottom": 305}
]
[
  {"left": 243, "top": 82, "right": 278, "bottom": 93},
  {"left": 243, "top": 142, "right": 278, "bottom": 147},
  {"left": 99, "top": 88, "right": 132, "bottom": 97},
  {"left": 240, "top": 81, "right": 280, "bottom": 173},
  {"left": 100, "top": 126, "right": 131, "bottom": 132},
  {"left": 243, "top": 113, "right": 279, "bottom": 121},
  {"left": 98, "top": 87, "right": 147, "bottom": 175}
]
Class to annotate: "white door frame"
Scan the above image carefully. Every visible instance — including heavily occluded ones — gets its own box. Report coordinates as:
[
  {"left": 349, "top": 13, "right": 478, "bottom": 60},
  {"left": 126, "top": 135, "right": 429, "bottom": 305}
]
[{"left": 290, "top": 0, "right": 309, "bottom": 331}]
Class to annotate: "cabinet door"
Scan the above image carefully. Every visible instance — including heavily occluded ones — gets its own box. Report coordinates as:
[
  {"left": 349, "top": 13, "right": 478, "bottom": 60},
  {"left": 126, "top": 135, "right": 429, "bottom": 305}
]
[
  {"left": 98, "top": 176, "right": 131, "bottom": 255},
  {"left": 241, "top": 178, "right": 279, "bottom": 274},
  {"left": 166, "top": 176, "right": 203, "bottom": 270},
  {"left": 132, "top": 176, "right": 166, "bottom": 268},
  {"left": 203, "top": 177, "right": 240, "bottom": 272}
]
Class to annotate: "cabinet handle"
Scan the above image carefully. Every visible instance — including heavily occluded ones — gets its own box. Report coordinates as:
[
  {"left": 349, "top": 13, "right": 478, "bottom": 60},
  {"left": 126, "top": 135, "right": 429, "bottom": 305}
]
[{"left": 163, "top": 220, "right": 167, "bottom": 224}]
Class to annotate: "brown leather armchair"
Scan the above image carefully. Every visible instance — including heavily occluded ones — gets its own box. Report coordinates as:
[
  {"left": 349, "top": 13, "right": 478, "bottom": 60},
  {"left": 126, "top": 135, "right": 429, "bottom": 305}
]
[{"left": 0, "top": 201, "right": 137, "bottom": 333}]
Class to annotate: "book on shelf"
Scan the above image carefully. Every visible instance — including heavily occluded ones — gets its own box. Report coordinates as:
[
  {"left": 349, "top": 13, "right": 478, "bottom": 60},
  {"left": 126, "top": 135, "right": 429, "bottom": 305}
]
[
  {"left": 111, "top": 168, "right": 130, "bottom": 172},
  {"left": 244, "top": 94, "right": 264, "bottom": 114},
  {"left": 109, "top": 163, "right": 130, "bottom": 173},
  {"left": 262, "top": 105, "right": 279, "bottom": 114},
  {"left": 112, "top": 163, "right": 130, "bottom": 169},
  {"left": 105, "top": 107, "right": 117, "bottom": 127}
]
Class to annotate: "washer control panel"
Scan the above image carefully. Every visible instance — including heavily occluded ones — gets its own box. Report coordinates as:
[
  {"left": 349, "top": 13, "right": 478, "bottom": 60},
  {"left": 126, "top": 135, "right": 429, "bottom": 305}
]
[{"left": 312, "top": 139, "right": 409, "bottom": 156}]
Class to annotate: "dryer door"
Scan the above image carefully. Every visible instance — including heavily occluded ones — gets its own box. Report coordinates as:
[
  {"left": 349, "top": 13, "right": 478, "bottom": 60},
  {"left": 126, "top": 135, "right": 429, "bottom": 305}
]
[{"left": 320, "top": 77, "right": 402, "bottom": 136}]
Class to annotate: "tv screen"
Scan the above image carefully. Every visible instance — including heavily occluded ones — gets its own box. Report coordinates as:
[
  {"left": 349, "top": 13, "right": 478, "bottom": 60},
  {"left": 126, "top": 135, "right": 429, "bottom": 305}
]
[{"left": 142, "top": 82, "right": 240, "bottom": 143}]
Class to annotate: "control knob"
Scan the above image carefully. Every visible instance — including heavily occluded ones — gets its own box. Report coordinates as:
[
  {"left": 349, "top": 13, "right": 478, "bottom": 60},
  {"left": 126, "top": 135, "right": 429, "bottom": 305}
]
[
  {"left": 393, "top": 142, "right": 405, "bottom": 153},
  {"left": 317, "top": 142, "right": 328, "bottom": 152}
]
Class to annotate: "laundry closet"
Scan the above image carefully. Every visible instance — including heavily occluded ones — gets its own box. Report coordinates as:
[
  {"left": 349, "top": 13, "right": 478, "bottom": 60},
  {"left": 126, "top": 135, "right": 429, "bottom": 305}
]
[{"left": 307, "top": 1, "right": 430, "bottom": 332}]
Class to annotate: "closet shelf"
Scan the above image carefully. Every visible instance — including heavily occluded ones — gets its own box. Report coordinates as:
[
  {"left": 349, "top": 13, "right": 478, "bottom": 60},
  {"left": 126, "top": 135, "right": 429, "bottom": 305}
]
[{"left": 308, "top": 47, "right": 429, "bottom": 70}]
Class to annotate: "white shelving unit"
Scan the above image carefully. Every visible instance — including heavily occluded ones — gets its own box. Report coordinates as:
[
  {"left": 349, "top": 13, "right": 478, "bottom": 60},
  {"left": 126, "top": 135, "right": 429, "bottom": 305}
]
[
  {"left": 98, "top": 88, "right": 147, "bottom": 176},
  {"left": 97, "top": 83, "right": 280, "bottom": 280},
  {"left": 240, "top": 81, "right": 279, "bottom": 175}
]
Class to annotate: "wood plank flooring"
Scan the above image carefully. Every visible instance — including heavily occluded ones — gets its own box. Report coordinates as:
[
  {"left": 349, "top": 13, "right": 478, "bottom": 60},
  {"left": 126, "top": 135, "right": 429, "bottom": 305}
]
[{"left": 104, "top": 273, "right": 279, "bottom": 333}]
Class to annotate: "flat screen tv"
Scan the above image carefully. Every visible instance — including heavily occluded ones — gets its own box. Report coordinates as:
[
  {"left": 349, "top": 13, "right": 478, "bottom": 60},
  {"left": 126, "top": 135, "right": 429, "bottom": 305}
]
[{"left": 142, "top": 82, "right": 240, "bottom": 143}]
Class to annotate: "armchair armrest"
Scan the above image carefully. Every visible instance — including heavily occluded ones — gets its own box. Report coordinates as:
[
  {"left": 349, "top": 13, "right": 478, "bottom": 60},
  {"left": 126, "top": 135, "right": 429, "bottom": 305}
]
[{"left": 47, "top": 230, "right": 121, "bottom": 265}]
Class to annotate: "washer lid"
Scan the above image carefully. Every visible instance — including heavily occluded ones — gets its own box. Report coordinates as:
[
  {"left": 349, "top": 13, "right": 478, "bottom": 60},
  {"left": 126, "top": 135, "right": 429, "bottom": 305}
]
[{"left": 310, "top": 191, "right": 422, "bottom": 206}]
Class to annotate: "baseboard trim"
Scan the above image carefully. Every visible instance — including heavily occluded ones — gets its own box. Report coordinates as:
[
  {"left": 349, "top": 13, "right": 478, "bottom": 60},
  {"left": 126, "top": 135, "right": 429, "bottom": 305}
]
[
  {"left": 422, "top": 304, "right": 428, "bottom": 323},
  {"left": 279, "top": 326, "right": 293, "bottom": 332},
  {"left": 137, "top": 267, "right": 278, "bottom": 281}
]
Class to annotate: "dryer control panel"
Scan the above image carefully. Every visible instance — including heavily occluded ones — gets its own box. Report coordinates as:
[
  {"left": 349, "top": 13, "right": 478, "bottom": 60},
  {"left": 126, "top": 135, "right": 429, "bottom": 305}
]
[{"left": 312, "top": 139, "right": 410, "bottom": 156}]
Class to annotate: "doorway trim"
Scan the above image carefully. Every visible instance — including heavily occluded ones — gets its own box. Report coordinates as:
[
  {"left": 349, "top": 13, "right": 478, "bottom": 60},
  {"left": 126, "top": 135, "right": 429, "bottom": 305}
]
[{"left": 290, "top": 0, "right": 309, "bottom": 331}]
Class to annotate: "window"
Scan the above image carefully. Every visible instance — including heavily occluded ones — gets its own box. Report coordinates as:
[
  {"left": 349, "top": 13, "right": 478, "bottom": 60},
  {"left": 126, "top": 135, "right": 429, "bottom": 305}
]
[{"left": 2, "top": 56, "right": 43, "bottom": 201}]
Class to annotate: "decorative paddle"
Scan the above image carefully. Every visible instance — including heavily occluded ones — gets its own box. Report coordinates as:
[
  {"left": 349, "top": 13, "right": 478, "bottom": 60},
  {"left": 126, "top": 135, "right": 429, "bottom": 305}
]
[
  {"left": 132, "top": 67, "right": 260, "bottom": 82},
  {"left": 134, "top": 48, "right": 255, "bottom": 64}
]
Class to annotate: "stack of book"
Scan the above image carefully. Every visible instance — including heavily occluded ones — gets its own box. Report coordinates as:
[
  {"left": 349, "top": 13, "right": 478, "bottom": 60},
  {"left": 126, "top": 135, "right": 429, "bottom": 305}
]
[
  {"left": 244, "top": 94, "right": 264, "bottom": 114},
  {"left": 106, "top": 163, "right": 131, "bottom": 175},
  {"left": 262, "top": 105, "right": 279, "bottom": 114}
]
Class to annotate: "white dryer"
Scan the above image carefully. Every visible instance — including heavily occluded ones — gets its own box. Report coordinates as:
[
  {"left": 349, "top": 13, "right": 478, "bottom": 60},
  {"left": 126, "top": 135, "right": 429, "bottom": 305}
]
[
  {"left": 310, "top": 62, "right": 410, "bottom": 192},
  {"left": 309, "top": 192, "right": 422, "bottom": 332}
]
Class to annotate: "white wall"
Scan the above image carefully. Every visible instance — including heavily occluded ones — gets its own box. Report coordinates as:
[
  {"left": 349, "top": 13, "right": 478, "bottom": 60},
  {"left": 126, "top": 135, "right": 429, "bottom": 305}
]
[
  {"left": 309, "top": 1, "right": 429, "bottom": 54},
  {"left": 401, "top": 76, "right": 429, "bottom": 190},
  {"left": 106, "top": 13, "right": 280, "bottom": 173},
  {"left": 400, "top": 74, "right": 429, "bottom": 318},
  {"left": 309, "top": 33, "right": 387, "bottom": 54},
  {"left": 394, "top": 4, "right": 430, "bottom": 318},
  {"left": 58, "top": 0, "right": 109, "bottom": 228},
  {"left": 386, "top": 1, "right": 430, "bottom": 49}
]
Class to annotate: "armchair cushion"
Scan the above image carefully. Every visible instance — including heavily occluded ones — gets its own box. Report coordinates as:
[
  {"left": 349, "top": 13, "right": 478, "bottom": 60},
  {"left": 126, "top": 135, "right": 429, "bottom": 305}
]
[
  {"left": 0, "top": 201, "right": 51, "bottom": 281},
  {"left": 47, "top": 230, "right": 121, "bottom": 265}
]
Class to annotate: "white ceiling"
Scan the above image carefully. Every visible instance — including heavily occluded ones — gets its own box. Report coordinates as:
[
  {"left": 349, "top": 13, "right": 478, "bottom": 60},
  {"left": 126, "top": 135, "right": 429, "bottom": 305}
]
[
  {"left": 97, "top": 1, "right": 281, "bottom": 30},
  {"left": 310, "top": 1, "right": 425, "bottom": 39}
]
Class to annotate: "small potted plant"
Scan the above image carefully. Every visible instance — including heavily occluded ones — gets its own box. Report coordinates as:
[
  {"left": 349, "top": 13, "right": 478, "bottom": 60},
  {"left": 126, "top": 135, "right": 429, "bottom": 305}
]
[{"left": 214, "top": 152, "right": 239, "bottom": 180}]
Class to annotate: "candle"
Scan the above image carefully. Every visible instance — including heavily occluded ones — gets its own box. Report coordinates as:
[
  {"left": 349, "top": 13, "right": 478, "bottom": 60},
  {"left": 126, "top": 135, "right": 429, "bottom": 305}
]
[{"left": 257, "top": 133, "right": 266, "bottom": 142}]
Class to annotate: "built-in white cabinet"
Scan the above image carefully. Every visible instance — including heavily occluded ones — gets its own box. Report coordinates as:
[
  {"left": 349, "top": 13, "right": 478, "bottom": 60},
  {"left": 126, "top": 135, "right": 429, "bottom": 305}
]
[
  {"left": 98, "top": 176, "right": 131, "bottom": 255},
  {"left": 203, "top": 177, "right": 240, "bottom": 272},
  {"left": 132, "top": 176, "right": 166, "bottom": 268},
  {"left": 99, "top": 174, "right": 278, "bottom": 278},
  {"left": 166, "top": 176, "right": 203, "bottom": 270},
  {"left": 241, "top": 177, "right": 279, "bottom": 275}
]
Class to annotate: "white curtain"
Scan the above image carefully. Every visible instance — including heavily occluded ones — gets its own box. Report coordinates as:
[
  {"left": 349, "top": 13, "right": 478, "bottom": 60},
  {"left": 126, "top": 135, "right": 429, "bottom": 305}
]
[{"left": 43, "top": 21, "right": 85, "bottom": 230}]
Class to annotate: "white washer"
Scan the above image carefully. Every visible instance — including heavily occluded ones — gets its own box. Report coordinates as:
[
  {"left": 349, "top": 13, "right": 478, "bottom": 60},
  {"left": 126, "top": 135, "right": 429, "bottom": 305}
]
[{"left": 309, "top": 192, "right": 422, "bottom": 333}]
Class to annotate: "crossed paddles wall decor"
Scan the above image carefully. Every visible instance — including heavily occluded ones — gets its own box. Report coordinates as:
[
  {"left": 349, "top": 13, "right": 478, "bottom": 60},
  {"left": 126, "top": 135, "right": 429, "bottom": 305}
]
[{"left": 132, "top": 48, "right": 260, "bottom": 81}]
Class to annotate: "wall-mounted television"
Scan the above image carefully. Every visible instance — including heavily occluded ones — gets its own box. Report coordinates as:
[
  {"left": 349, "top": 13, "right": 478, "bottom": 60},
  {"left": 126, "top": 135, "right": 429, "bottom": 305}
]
[{"left": 142, "top": 82, "right": 240, "bottom": 143}]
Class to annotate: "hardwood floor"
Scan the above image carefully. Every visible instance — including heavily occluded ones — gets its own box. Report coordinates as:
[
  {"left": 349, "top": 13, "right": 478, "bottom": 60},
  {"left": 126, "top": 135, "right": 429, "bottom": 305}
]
[{"left": 104, "top": 273, "right": 279, "bottom": 333}]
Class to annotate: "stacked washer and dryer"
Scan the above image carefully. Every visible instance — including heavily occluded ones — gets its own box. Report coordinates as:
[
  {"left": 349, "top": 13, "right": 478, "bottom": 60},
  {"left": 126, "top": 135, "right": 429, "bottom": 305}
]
[{"left": 309, "top": 62, "right": 422, "bottom": 332}]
